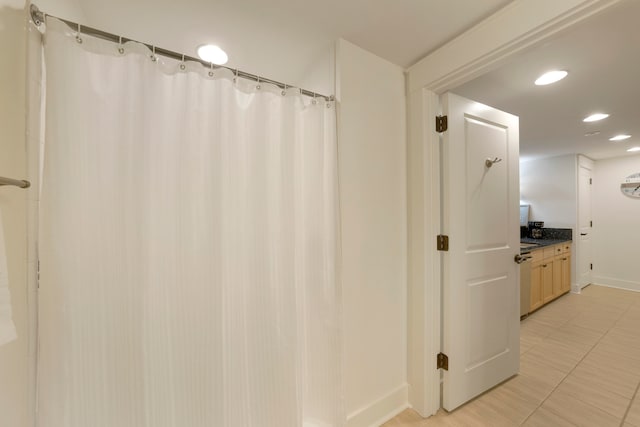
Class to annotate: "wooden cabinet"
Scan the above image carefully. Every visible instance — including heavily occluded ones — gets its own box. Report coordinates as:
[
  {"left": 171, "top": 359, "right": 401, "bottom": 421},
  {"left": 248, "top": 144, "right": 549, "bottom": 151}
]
[
  {"left": 527, "top": 242, "right": 571, "bottom": 313},
  {"left": 541, "top": 261, "right": 554, "bottom": 303},
  {"left": 552, "top": 256, "right": 563, "bottom": 298},
  {"left": 530, "top": 263, "right": 543, "bottom": 311},
  {"left": 561, "top": 254, "right": 571, "bottom": 293}
]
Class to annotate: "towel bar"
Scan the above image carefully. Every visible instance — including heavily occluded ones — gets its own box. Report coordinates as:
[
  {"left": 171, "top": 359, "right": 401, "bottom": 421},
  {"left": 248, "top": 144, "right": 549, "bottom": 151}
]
[{"left": 0, "top": 176, "right": 30, "bottom": 189}]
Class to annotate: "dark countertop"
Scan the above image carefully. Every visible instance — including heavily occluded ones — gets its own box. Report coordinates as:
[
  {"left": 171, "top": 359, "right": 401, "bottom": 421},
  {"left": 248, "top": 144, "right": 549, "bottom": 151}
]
[{"left": 521, "top": 237, "right": 572, "bottom": 253}]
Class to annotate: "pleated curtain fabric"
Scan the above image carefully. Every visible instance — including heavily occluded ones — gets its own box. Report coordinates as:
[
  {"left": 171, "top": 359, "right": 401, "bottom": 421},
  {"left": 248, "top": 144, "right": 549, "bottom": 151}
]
[{"left": 37, "top": 18, "right": 342, "bottom": 427}]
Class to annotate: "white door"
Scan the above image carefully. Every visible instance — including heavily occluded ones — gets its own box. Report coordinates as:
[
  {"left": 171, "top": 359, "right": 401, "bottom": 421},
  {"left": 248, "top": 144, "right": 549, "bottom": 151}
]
[
  {"left": 577, "top": 157, "right": 593, "bottom": 288},
  {"left": 440, "top": 93, "right": 520, "bottom": 411}
]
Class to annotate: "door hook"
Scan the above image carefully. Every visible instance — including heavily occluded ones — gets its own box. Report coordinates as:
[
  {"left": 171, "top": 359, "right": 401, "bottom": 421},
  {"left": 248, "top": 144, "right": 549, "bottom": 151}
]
[{"left": 485, "top": 157, "right": 503, "bottom": 168}]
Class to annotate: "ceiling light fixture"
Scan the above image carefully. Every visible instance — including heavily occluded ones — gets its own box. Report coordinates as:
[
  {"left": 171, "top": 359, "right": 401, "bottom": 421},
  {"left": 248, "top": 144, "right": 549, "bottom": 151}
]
[
  {"left": 627, "top": 147, "right": 640, "bottom": 152},
  {"left": 197, "top": 44, "right": 228, "bottom": 65},
  {"left": 610, "top": 134, "right": 631, "bottom": 141},
  {"left": 583, "top": 113, "right": 609, "bottom": 122},
  {"left": 534, "top": 70, "right": 568, "bottom": 86}
]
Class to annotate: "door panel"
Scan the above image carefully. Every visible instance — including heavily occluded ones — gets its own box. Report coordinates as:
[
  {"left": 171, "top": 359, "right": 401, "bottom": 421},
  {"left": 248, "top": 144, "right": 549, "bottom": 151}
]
[
  {"left": 441, "top": 93, "right": 520, "bottom": 411},
  {"left": 465, "top": 118, "right": 509, "bottom": 250},
  {"left": 578, "top": 162, "right": 592, "bottom": 288}
]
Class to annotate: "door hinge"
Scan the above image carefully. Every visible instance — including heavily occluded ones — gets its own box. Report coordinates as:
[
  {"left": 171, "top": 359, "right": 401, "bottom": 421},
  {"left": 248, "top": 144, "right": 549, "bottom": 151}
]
[
  {"left": 437, "top": 235, "right": 449, "bottom": 251},
  {"left": 590, "top": 263, "right": 593, "bottom": 270},
  {"left": 437, "top": 352, "right": 449, "bottom": 370},
  {"left": 590, "top": 220, "right": 593, "bottom": 227},
  {"left": 436, "top": 115, "right": 448, "bottom": 133},
  {"left": 590, "top": 178, "right": 592, "bottom": 184}
]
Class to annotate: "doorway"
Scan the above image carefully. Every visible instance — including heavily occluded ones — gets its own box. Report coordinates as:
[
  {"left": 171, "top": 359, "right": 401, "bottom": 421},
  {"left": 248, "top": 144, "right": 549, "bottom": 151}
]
[{"left": 405, "top": 0, "right": 624, "bottom": 417}]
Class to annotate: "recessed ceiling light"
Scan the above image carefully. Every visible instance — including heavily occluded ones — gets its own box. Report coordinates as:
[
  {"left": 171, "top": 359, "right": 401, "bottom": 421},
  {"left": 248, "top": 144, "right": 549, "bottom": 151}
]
[
  {"left": 584, "top": 131, "right": 601, "bottom": 137},
  {"left": 535, "top": 70, "right": 568, "bottom": 86},
  {"left": 197, "top": 44, "right": 228, "bottom": 65},
  {"left": 628, "top": 147, "right": 640, "bottom": 152},
  {"left": 609, "top": 134, "right": 631, "bottom": 141},
  {"left": 583, "top": 113, "right": 609, "bottom": 122}
]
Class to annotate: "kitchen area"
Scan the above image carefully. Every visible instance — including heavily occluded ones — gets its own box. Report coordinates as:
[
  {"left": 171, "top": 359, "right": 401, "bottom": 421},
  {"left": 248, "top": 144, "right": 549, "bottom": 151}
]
[{"left": 518, "top": 204, "right": 573, "bottom": 318}]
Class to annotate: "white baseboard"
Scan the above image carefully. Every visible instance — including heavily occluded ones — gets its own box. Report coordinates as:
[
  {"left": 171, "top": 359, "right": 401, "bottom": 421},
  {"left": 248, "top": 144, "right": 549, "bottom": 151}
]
[
  {"left": 592, "top": 277, "right": 640, "bottom": 292},
  {"left": 346, "top": 383, "right": 409, "bottom": 427},
  {"left": 571, "top": 282, "right": 582, "bottom": 293}
]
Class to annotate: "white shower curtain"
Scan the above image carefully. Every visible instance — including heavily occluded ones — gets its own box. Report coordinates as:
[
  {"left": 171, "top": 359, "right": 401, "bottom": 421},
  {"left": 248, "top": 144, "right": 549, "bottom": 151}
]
[{"left": 37, "top": 18, "right": 342, "bottom": 427}]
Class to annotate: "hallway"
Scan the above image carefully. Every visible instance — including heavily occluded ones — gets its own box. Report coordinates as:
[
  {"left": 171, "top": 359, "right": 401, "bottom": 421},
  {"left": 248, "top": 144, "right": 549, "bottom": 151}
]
[{"left": 387, "top": 285, "right": 640, "bottom": 426}]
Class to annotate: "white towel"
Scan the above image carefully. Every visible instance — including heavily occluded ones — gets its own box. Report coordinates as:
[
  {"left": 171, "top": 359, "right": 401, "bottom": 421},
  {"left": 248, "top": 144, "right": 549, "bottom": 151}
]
[{"left": 0, "top": 209, "right": 17, "bottom": 346}]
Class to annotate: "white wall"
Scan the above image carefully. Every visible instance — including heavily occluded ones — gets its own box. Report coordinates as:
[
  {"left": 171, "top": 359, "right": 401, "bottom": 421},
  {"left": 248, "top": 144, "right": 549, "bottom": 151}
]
[
  {"left": 336, "top": 39, "right": 408, "bottom": 427},
  {"left": 296, "top": 43, "right": 335, "bottom": 98},
  {"left": 0, "top": 3, "right": 28, "bottom": 427},
  {"left": 592, "top": 154, "right": 640, "bottom": 291},
  {"left": 520, "top": 154, "right": 577, "bottom": 228}
]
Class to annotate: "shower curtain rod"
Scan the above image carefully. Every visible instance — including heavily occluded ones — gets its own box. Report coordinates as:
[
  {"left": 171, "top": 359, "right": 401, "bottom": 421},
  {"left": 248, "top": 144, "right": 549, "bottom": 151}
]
[
  {"left": 0, "top": 176, "right": 31, "bottom": 189},
  {"left": 29, "top": 4, "right": 334, "bottom": 101}
]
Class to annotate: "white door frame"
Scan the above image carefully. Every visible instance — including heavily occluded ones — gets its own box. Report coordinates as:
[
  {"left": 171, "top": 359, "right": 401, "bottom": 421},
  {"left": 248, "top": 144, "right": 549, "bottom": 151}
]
[{"left": 405, "top": 0, "right": 622, "bottom": 416}]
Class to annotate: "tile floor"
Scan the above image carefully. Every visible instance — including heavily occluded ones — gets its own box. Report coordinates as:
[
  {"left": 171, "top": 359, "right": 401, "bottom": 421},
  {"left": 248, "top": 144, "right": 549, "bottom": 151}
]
[{"left": 384, "top": 285, "right": 640, "bottom": 427}]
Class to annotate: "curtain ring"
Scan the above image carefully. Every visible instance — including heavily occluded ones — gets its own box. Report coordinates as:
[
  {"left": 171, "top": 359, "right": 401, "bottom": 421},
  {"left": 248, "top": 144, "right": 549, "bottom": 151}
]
[
  {"left": 282, "top": 84, "right": 287, "bottom": 96},
  {"left": 234, "top": 69, "right": 238, "bottom": 83},
  {"left": 256, "top": 76, "right": 261, "bottom": 90},
  {"left": 180, "top": 54, "right": 186, "bottom": 71},
  {"left": 117, "top": 36, "right": 124, "bottom": 54},
  {"left": 208, "top": 62, "right": 214, "bottom": 77},
  {"left": 75, "top": 23, "right": 83, "bottom": 44},
  {"left": 150, "top": 45, "right": 157, "bottom": 62},
  {"left": 312, "top": 92, "right": 317, "bottom": 105}
]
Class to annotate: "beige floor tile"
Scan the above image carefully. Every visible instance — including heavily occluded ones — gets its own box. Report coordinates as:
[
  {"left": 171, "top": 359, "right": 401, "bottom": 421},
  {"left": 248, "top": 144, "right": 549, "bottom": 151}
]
[
  {"left": 582, "top": 285, "right": 640, "bottom": 302},
  {"left": 418, "top": 410, "right": 468, "bottom": 427},
  {"left": 615, "top": 322, "right": 640, "bottom": 338},
  {"left": 522, "top": 407, "right": 577, "bottom": 427},
  {"left": 626, "top": 396, "right": 640, "bottom": 427},
  {"left": 542, "top": 388, "right": 621, "bottom": 427},
  {"left": 387, "top": 286, "right": 640, "bottom": 427},
  {"left": 569, "top": 312, "right": 620, "bottom": 333},
  {"left": 585, "top": 346, "right": 640, "bottom": 376},
  {"left": 442, "top": 400, "right": 516, "bottom": 427},
  {"left": 592, "top": 338, "right": 640, "bottom": 363},
  {"left": 601, "top": 328, "right": 640, "bottom": 350},
  {"left": 500, "top": 373, "right": 556, "bottom": 404},
  {"left": 383, "top": 408, "right": 423, "bottom": 426},
  {"left": 526, "top": 309, "right": 572, "bottom": 328},
  {"left": 520, "top": 318, "right": 555, "bottom": 340},
  {"left": 519, "top": 352, "right": 567, "bottom": 387},
  {"left": 522, "top": 339, "right": 587, "bottom": 373},
  {"left": 520, "top": 338, "right": 536, "bottom": 355},
  {"left": 546, "top": 323, "right": 604, "bottom": 347},
  {"left": 555, "top": 374, "right": 631, "bottom": 419},
  {"left": 471, "top": 385, "right": 538, "bottom": 425},
  {"left": 571, "top": 359, "right": 640, "bottom": 398}
]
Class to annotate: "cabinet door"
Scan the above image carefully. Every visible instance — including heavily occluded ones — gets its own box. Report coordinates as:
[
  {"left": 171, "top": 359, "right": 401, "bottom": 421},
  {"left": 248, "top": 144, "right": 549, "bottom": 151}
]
[
  {"left": 542, "top": 262, "right": 554, "bottom": 303},
  {"left": 562, "top": 254, "right": 571, "bottom": 293},
  {"left": 530, "top": 263, "right": 543, "bottom": 311},
  {"left": 552, "top": 256, "right": 563, "bottom": 298}
]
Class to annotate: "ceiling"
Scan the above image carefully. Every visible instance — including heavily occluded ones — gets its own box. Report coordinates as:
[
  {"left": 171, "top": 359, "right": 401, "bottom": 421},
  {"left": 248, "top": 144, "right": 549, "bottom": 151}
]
[
  {"left": 38, "top": 0, "right": 511, "bottom": 91},
  {"left": 454, "top": 0, "right": 640, "bottom": 161}
]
